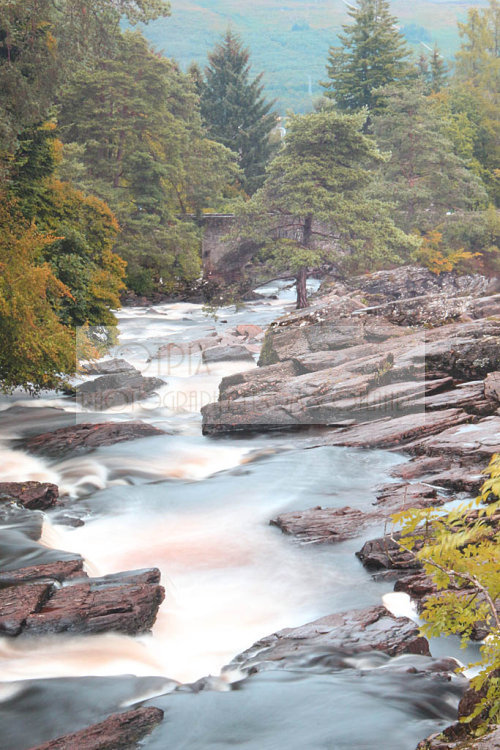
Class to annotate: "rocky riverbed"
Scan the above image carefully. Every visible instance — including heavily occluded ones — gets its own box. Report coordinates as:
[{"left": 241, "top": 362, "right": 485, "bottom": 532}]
[{"left": 1, "top": 268, "right": 499, "bottom": 749}]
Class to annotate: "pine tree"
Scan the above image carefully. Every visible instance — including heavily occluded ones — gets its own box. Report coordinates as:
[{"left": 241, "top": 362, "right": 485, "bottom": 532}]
[
  {"left": 370, "top": 84, "right": 488, "bottom": 233},
  {"left": 321, "top": 0, "right": 411, "bottom": 114},
  {"left": 200, "top": 29, "right": 276, "bottom": 195},
  {"left": 429, "top": 47, "right": 448, "bottom": 92},
  {"left": 235, "top": 107, "right": 418, "bottom": 308}
]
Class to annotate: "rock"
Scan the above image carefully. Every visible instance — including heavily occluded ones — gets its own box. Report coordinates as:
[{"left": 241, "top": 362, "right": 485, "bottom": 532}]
[
  {"left": 373, "top": 482, "right": 445, "bottom": 514},
  {"left": 407, "top": 416, "right": 500, "bottom": 460},
  {"left": 0, "top": 582, "right": 53, "bottom": 636},
  {"left": 80, "top": 358, "right": 138, "bottom": 375},
  {"left": 318, "top": 409, "right": 471, "bottom": 450},
  {"left": 356, "top": 533, "right": 420, "bottom": 572},
  {"left": 22, "top": 421, "right": 165, "bottom": 458},
  {"left": 0, "top": 558, "right": 84, "bottom": 585},
  {"left": 271, "top": 506, "right": 376, "bottom": 544},
  {"left": 471, "top": 292, "right": 500, "bottom": 319},
  {"left": 235, "top": 324, "right": 263, "bottom": 338},
  {"left": 202, "top": 345, "right": 255, "bottom": 364},
  {"left": 218, "top": 360, "right": 302, "bottom": 400},
  {"left": 76, "top": 371, "right": 165, "bottom": 409},
  {"left": 28, "top": 706, "right": 164, "bottom": 750},
  {"left": 485, "top": 371, "right": 500, "bottom": 402},
  {"left": 0, "top": 482, "right": 59, "bottom": 511},
  {"left": 391, "top": 456, "right": 486, "bottom": 494},
  {"left": 344, "top": 266, "right": 498, "bottom": 303},
  {"left": 23, "top": 571, "right": 165, "bottom": 636},
  {"left": 361, "top": 293, "right": 475, "bottom": 327},
  {"left": 230, "top": 606, "right": 430, "bottom": 673}
]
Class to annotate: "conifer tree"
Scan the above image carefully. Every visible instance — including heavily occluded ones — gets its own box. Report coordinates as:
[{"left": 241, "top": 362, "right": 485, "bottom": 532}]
[
  {"left": 321, "top": 0, "right": 411, "bottom": 114},
  {"left": 235, "top": 108, "right": 418, "bottom": 308},
  {"left": 200, "top": 29, "right": 276, "bottom": 194},
  {"left": 370, "top": 84, "right": 488, "bottom": 233}
]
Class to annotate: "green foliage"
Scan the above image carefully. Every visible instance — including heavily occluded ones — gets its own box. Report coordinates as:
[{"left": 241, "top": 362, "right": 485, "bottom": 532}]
[
  {"left": 454, "top": 0, "right": 500, "bottom": 205},
  {"left": 370, "top": 84, "right": 488, "bottom": 233},
  {"left": 0, "top": 197, "right": 75, "bottom": 392},
  {"left": 58, "top": 30, "right": 238, "bottom": 293},
  {"left": 392, "top": 453, "right": 500, "bottom": 732},
  {"left": 321, "top": 0, "right": 411, "bottom": 115},
  {"left": 235, "top": 107, "right": 419, "bottom": 307},
  {"left": 200, "top": 29, "right": 276, "bottom": 195}
]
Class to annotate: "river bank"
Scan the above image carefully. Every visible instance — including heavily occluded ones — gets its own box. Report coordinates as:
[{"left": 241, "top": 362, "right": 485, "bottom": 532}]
[{"left": 1, "top": 269, "right": 499, "bottom": 749}]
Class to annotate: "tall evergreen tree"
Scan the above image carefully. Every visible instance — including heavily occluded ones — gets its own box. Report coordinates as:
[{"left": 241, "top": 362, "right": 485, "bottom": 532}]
[
  {"left": 59, "top": 31, "right": 238, "bottom": 294},
  {"left": 200, "top": 29, "right": 276, "bottom": 195},
  {"left": 321, "top": 0, "right": 410, "bottom": 114},
  {"left": 370, "top": 84, "right": 488, "bottom": 233},
  {"left": 235, "top": 108, "right": 418, "bottom": 308}
]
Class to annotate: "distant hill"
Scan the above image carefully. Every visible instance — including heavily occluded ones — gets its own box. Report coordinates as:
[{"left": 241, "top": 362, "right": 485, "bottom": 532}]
[{"left": 141, "top": 0, "right": 488, "bottom": 114}]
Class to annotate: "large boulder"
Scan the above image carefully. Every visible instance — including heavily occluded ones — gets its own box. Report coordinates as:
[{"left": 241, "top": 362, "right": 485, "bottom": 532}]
[
  {"left": 230, "top": 606, "right": 430, "bottom": 674},
  {"left": 80, "top": 358, "right": 138, "bottom": 376}
]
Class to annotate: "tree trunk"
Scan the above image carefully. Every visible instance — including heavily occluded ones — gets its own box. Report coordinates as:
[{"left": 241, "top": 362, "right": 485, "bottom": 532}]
[
  {"left": 296, "top": 214, "right": 312, "bottom": 309},
  {"left": 296, "top": 266, "right": 308, "bottom": 309}
]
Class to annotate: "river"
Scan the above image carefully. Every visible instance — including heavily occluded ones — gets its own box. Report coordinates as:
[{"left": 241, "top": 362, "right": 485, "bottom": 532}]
[{"left": 0, "top": 281, "right": 467, "bottom": 749}]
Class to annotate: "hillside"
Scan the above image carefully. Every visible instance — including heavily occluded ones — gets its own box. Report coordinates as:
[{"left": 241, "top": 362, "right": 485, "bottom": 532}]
[{"left": 141, "top": 0, "right": 488, "bottom": 113}]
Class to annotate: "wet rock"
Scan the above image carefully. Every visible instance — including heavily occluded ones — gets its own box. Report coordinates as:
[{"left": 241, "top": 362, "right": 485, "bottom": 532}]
[
  {"left": 391, "top": 456, "right": 486, "bottom": 494},
  {"left": 76, "top": 371, "right": 165, "bottom": 409},
  {"left": 271, "top": 506, "right": 376, "bottom": 544},
  {"left": 80, "top": 358, "right": 138, "bottom": 376},
  {"left": 356, "top": 533, "right": 420, "bottom": 572},
  {"left": 0, "top": 558, "right": 84, "bottom": 585},
  {"left": 0, "top": 583, "right": 53, "bottom": 636},
  {"left": 424, "top": 381, "right": 489, "bottom": 415},
  {"left": 231, "top": 606, "right": 430, "bottom": 673},
  {"left": 22, "top": 421, "right": 165, "bottom": 458},
  {"left": 28, "top": 706, "right": 164, "bottom": 750},
  {"left": 202, "top": 345, "right": 255, "bottom": 364},
  {"left": 23, "top": 571, "right": 165, "bottom": 636},
  {"left": 218, "top": 360, "right": 302, "bottom": 400},
  {"left": 0, "top": 482, "right": 59, "bottom": 511}
]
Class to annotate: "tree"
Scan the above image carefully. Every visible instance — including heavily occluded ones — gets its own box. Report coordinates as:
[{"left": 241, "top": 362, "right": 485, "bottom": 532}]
[
  {"left": 58, "top": 31, "right": 238, "bottom": 293},
  {"left": 235, "top": 108, "right": 419, "bottom": 308},
  {"left": 392, "top": 453, "right": 500, "bottom": 734},
  {"left": 417, "top": 47, "right": 448, "bottom": 94},
  {"left": 200, "top": 29, "right": 276, "bottom": 194},
  {"left": 321, "top": 0, "right": 411, "bottom": 116},
  {"left": 453, "top": 0, "right": 500, "bottom": 204},
  {"left": 370, "top": 84, "right": 488, "bottom": 233},
  {"left": 0, "top": 0, "right": 171, "bottom": 163},
  {"left": 0, "top": 197, "right": 75, "bottom": 392},
  {"left": 8, "top": 122, "right": 126, "bottom": 327}
]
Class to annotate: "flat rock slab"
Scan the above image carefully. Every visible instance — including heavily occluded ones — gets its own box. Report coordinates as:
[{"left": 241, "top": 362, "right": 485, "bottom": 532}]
[
  {"left": 271, "top": 506, "right": 376, "bottom": 544},
  {"left": 318, "top": 409, "right": 471, "bottom": 449},
  {"left": 28, "top": 706, "right": 164, "bottom": 750},
  {"left": 202, "top": 345, "right": 254, "bottom": 364},
  {"left": 24, "top": 576, "right": 165, "bottom": 636},
  {"left": 0, "top": 482, "right": 59, "bottom": 510},
  {"left": 22, "top": 421, "right": 165, "bottom": 458},
  {"left": 76, "top": 372, "right": 165, "bottom": 410},
  {"left": 231, "top": 606, "right": 429, "bottom": 673},
  {"left": 407, "top": 416, "right": 500, "bottom": 459},
  {"left": 485, "top": 371, "right": 500, "bottom": 401},
  {"left": 80, "top": 358, "right": 138, "bottom": 375}
]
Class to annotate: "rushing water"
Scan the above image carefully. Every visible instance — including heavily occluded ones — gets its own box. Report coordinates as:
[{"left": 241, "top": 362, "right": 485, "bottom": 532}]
[{"left": 0, "top": 281, "right": 467, "bottom": 749}]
